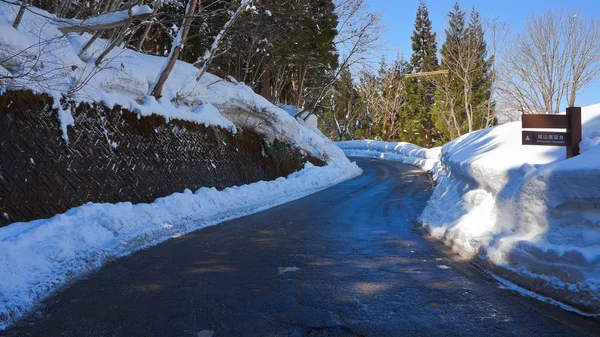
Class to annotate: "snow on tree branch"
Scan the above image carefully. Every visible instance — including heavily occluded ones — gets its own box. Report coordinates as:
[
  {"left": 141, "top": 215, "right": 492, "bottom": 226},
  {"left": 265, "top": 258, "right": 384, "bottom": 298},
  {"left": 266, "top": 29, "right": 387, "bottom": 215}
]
[
  {"left": 194, "top": 0, "right": 255, "bottom": 81},
  {"left": 55, "top": 5, "right": 152, "bottom": 33}
]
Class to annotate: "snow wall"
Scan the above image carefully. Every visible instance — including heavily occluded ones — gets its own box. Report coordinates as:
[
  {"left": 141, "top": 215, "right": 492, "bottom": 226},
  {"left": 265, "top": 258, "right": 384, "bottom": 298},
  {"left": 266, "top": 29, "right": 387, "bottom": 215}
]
[
  {"left": 338, "top": 115, "right": 600, "bottom": 314},
  {"left": 0, "top": 90, "right": 324, "bottom": 227},
  {"left": 420, "top": 106, "right": 600, "bottom": 314}
]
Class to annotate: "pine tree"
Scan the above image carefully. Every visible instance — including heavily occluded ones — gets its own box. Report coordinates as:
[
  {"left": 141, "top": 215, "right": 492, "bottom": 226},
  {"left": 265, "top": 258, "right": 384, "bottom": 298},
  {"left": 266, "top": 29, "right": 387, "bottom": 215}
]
[
  {"left": 209, "top": 0, "right": 339, "bottom": 105},
  {"left": 434, "top": 3, "right": 494, "bottom": 141},
  {"left": 403, "top": 0, "right": 439, "bottom": 147},
  {"left": 434, "top": 1, "right": 466, "bottom": 141},
  {"left": 467, "top": 7, "right": 494, "bottom": 130}
]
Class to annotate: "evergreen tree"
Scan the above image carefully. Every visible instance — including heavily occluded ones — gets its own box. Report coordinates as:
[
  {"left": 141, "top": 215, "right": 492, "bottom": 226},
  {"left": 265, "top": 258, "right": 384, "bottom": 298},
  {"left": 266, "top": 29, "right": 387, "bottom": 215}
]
[
  {"left": 467, "top": 7, "right": 494, "bottom": 130},
  {"left": 434, "top": 1, "right": 466, "bottom": 141},
  {"left": 210, "top": 0, "right": 339, "bottom": 105},
  {"left": 403, "top": 0, "right": 439, "bottom": 147},
  {"left": 434, "top": 2, "right": 494, "bottom": 141}
]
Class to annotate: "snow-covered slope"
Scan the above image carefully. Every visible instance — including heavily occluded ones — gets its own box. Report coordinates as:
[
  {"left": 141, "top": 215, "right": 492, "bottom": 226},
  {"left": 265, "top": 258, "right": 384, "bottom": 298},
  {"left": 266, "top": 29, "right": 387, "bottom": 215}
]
[
  {"left": 0, "top": 2, "right": 363, "bottom": 329},
  {"left": 0, "top": 2, "right": 348, "bottom": 165},
  {"left": 420, "top": 104, "right": 600, "bottom": 313}
]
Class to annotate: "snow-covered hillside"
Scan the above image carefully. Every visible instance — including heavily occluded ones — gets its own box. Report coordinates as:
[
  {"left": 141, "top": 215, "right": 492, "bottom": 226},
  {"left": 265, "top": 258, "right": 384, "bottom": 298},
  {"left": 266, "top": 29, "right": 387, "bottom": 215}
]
[
  {"left": 0, "top": 2, "right": 348, "bottom": 165},
  {"left": 338, "top": 104, "right": 600, "bottom": 313},
  {"left": 0, "top": 2, "right": 362, "bottom": 329}
]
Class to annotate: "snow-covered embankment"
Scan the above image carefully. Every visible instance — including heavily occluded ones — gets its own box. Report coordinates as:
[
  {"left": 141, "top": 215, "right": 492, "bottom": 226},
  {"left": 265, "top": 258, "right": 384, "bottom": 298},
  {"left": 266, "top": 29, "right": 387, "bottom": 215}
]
[
  {"left": 0, "top": 2, "right": 362, "bottom": 329},
  {"left": 338, "top": 106, "right": 600, "bottom": 314},
  {"left": 420, "top": 105, "right": 600, "bottom": 314},
  {"left": 337, "top": 140, "right": 444, "bottom": 181}
]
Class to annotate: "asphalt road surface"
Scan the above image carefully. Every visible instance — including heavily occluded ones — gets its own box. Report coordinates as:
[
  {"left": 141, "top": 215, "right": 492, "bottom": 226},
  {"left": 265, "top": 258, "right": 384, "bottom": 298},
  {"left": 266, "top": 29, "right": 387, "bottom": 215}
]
[{"left": 4, "top": 158, "right": 599, "bottom": 337}]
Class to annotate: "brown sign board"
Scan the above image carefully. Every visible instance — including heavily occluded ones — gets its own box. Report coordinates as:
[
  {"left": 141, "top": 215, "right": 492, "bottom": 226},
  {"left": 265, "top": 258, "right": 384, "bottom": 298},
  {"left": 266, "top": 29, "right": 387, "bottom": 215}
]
[
  {"left": 521, "top": 107, "right": 582, "bottom": 159},
  {"left": 522, "top": 114, "right": 567, "bottom": 129},
  {"left": 522, "top": 131, "right": 569, "bottom": 146}
]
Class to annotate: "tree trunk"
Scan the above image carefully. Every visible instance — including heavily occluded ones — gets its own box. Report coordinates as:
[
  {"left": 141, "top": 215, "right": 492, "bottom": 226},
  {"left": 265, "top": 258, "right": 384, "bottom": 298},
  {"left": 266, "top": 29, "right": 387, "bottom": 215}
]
[
  {"left": 569, "top": 83, "right": 577, "bottom": 108},
  {"left": 136, "top": 23, "right": 152, "bottom": 52},
  {"left": 94, "top": 11, "right": 134, "bottom": 67},
  {"left": 149, "top": 0, "right": 199, "bottom": 99},
  {"left": 463, "top": 79, "right": 473, "bottom": 132},
  {"left": 103, "top": 0, "right": 116, "bottom": 13},
  {"left": 296, "top": 65, "right": 308, "bottom": 109},
  {"left": 13, "top": 0, "right": 28, "bottom": 29},
  {"left": 78, "top": 30, "right": 103, "bottom": 58},
  {"left": 136, "top": 0, "right": 162, "bottom": 52},
  {"left": 260, "top": 67, "right": 271, "bottom": 100},
  {"left": 194, "top": 0, "right": 251, "bottom": 81}
]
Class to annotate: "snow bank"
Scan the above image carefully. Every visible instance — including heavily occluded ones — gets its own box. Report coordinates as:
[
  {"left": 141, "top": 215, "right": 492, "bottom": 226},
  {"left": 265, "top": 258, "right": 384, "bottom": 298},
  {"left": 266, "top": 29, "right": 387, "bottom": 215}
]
[
  {"left": 336, "top": 140, "right": 444, "bottom": 180},
  {"left": 0, "top": 162, "right": 361, "bottom": 329},
  {"left": 0, "top": 2, "right": 348, "bottom": 165},
  {"left": 0, "top": 2, "right": 363, "bottom": 329},
  {"left": 420, "top": 104, "right": 600, "bottom": 313},
  {"left": 278, "top": 104, "right": 319, "bottom": 134}
]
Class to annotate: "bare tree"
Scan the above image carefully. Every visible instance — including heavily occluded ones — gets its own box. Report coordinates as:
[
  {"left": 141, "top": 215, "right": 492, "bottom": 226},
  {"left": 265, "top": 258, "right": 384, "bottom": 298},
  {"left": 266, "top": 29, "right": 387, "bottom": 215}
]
[
  {"left": 94, "top": 7, "right": 137, "bottom": 66},
  {"left": 148, "top": 0, "right": 199, "bottom": 99},
  {"left": 194, "top": 0, "right": 254, "bottom": 81},
  {"left": 136, "top": 0, "right": 163, "bottom": 52},
  {"left": 440, "top": 10, "right": 488, "bottom": 133},
  {"left": 564, "top": 12, "right": 600, "bottom": 107},
  {"left": 296, "top": 0, "right": 383, "bottom": 120},
  {"left": 484, "top": 17, "right": 512, "bottom": 126},
  {"left": 501, "top": 9, "right": 600, "bottom": 114}
]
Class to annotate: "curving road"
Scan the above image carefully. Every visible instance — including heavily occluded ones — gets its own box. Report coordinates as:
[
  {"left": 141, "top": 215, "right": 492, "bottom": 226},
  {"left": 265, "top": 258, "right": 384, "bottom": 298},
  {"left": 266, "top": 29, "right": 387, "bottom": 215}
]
[{"left": 3, "top": 158, "right": 599, "bottom": 337}]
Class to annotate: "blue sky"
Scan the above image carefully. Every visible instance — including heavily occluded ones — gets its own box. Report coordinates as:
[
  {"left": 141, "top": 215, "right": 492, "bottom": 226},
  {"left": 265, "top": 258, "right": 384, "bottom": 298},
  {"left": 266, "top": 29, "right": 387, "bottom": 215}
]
[{"left": 368, "top": 0, "right": 600, "bottom": 107}]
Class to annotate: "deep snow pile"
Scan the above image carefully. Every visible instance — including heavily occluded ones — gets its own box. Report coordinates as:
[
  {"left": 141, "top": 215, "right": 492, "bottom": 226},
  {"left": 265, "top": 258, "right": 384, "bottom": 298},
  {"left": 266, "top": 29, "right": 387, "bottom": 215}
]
[
  {"left": 420, "top": 104, "right": 600, "bottom": 312},
  {"left": 337, "top": 140, "right": 444, "bottom": 180},
  {"left": 278, "top": 104, "right": 319, "bottom": 131},
  {"left": 0, "top": 2, "right": 363, "bottom": 329},
  {"left": 0, "top": 2, "right": 347, "bottom": 165}
]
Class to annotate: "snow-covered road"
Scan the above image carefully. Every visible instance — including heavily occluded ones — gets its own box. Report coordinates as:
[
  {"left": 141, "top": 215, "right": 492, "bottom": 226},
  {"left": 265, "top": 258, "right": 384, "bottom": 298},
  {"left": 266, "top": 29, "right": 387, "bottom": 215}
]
[{"left": 4, "top": 158, "right": 597, "bottom": 337}]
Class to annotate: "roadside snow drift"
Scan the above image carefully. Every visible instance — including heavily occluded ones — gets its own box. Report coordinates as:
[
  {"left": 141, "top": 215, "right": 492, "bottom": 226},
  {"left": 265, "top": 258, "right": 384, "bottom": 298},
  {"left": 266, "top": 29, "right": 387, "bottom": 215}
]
[
  {"left": 0, "top": 2, "right": 362, "bottom": 329},
  {"left": 337, "top": 140, "right": 444, "bottom": 181},
  {"left": 420, "top": 104, "right": 600, "bottom": 313},
  {"left": 0, "top": 163, "right": 361, "bottom": 329}
]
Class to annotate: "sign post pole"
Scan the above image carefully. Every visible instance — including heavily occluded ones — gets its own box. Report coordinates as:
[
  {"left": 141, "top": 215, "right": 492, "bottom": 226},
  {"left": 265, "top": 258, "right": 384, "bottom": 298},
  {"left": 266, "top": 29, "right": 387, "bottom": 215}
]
[{"left": 566, "top": 107, "right": 582, "bottom": 159}]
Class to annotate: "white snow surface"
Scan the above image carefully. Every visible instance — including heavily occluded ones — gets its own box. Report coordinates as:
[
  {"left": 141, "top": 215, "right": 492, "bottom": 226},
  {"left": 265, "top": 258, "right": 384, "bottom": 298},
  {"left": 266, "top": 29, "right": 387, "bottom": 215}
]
[
  {"left": 419, "top": 103, "right": 600, "bottom": 311},
  {"left": 0, "top": 162, "right": 361, "bottom": 329},
  {"left": 0, "top": 2, "right": 348, "bottom": 165},
  {"left": 278, "top": 104, "right": 319, "bottom": 132},
  {"left": 336, "top": 140, "right": 444, "bottom": 181}
]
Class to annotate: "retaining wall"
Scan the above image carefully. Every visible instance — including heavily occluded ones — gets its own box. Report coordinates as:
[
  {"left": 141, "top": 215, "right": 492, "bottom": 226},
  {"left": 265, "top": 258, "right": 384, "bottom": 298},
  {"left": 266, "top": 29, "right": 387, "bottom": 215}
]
[{"left": 0, "top": 90, "right": 323, "bottom": 226}]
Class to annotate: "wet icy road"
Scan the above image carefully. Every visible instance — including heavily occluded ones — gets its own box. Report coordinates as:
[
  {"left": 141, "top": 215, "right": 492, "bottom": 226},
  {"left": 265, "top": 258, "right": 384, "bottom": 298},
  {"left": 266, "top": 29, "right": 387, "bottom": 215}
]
[{"left": 4, "top": 158, "right": 599, "bottom": 337}]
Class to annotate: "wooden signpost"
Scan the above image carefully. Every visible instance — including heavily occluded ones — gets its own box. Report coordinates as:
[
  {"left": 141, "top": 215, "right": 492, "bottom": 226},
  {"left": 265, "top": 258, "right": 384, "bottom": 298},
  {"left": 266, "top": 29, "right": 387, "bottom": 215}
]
[{"left": 521, "top": 107, "right": 582, "bottom": 159}]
